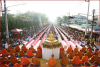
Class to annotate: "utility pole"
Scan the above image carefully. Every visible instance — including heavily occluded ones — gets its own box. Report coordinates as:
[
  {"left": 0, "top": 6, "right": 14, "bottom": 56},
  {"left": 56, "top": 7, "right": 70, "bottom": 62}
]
[
  {"left": 90, "top": 9, "right": 95, "bottom": 43},
  {"left": 4, "top": 0, "right": 9, "bottom": 42},
  {"left": 85, "top": 0, "right": 90, "bottom": 36}
]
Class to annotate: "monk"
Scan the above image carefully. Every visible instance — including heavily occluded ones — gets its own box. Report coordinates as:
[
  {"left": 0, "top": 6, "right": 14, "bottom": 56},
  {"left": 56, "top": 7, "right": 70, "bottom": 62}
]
[
  {"left": 87, "top": 45, "right": 92, "bottom": 52},
  {"left": 78, "top": 50, "right": 82, "bottom": 59},
  {"left": 36, "top": 49, "right": 42, "bottom": 58},
  {"left": 89, "top": 53, "right": 99, "bottom": 63},
  {"left": 48, "top": 54, "right": 56, "bottom": 67},
  {"left": 32, "top": 55, "right": 40, "bottom": 65},
  {"left": 27, "top": 48, "right": 34, "bottom": 57},
  {"left": 8, "top": 45, "right": 12, "bottom": 52},
  {"left": 0, "top": 60, "right": 9, "bottom": 67},
  {"left": 71, "top": 53, "right": 80, "bottom": 65},
  {"left": 15, "top": 44, "right": 20, "bottom": 52},
  {"left": 1, "top": 47, "right": 10, "bottom": 56},
  {"left": 10, "top": 47, "right": 18, "bottom": 55},
  {"left": 81, "top": 45, "right": 86, "bottom": 53},
  {"left": 37, "top": 45, "right": 42, "bottom": 53},
  {"left": 92, "top": 49, "right": 98, "bottom": 56},
  {"left": 74, "top": 46, "right": 78, "bottom": 53},
  {"left": 80, "top": 53, "right": 88, "bottom": 64},
  {"left": 0, "top": 54, "right": 11, "bottom": 64},
  {"left": 14, "top": 60, "right": 23, "bottom": 67},
  {"left": 60, "top": 46, "right": 64, "bottom": 52},
  {"left": 67, "top": 45, "right": 72, "bottom": 53},
  {"left": 11, "top": 53, "right": 19, "bottom": 64},
  {"left": 19, "top": 49, "right": 24, "bottom": 57},
  {"left": 21, "top": 44, "right": 28, "bottom": 52},
  {"left": 60, "top": 48, "right": 65, "bottom": 58},
  {"left": 91, "top": 61, "right": 97, "bottom": 67},
  {"left": 30, "top": 45, "right": 36, "bottom": 53},
  {"left": 86, "top": 49, "right": 91, "bottom": 58},
  {"left": 68, "top": 50, "right": 75, "bottom": 59},
  {"left": 61, "top": 54, "right": 69, "bottom": 65},
  {"left": 21, "top": 54, "right": 31, "bottom": 65}
]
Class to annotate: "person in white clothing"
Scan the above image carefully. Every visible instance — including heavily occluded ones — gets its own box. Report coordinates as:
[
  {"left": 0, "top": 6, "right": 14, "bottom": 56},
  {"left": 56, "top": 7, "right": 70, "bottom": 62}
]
[{"left": 5, "top": 41, "right": 8, "bottom": 49}]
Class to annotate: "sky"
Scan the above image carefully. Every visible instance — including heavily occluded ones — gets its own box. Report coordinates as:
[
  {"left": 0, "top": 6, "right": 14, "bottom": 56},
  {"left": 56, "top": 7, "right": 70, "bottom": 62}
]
[{"left": 1, "top": 1, "right": 99, "bottom": 22}]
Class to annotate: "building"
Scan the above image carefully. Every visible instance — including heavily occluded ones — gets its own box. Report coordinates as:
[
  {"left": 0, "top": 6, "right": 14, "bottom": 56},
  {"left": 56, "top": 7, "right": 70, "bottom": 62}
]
[{"left": 70, "top": 15, "right": 87, "bottom": 24}]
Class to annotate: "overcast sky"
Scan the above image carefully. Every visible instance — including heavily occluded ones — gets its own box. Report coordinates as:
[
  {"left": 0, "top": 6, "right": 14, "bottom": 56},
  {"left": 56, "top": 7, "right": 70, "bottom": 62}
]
[{"left": 1, "top": 1, "right": 99, "bottom": 22}]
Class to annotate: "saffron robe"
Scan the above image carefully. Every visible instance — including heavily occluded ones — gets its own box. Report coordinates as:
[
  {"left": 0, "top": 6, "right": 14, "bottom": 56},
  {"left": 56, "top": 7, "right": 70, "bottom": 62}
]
[{"left": 48, "top": 57, "right": 56, "bottom": 67}]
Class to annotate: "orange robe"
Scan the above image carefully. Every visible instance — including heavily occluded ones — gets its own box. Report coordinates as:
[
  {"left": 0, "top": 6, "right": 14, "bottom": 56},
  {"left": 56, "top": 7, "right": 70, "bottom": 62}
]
[
  {"left": 14, "top": 63, "right": 23, "bottom": 67},
  {"left": 81, "top": 46, "right": 86, "bottom": 53},
  {"left": 67, "top": 47, "right": 72, "bottom": 53},
  {"left": 10, "top": 49, "right": 17, "bottom": 55},
  {"left": 78, "top": 51, "right": 82, "bottom": 58},
  {"left": 48, "top": 57, "right": 56, "bottom": 67},
  {"left": 71, "top": 56, "right": 80, "bottom": 65},
  {"left": 37, "top": 46, "right": 42, "bottom": 53},
  {"left": 1, "top": 49, "right": 10, "bottom": 56},
  {"left": 86, "top": 51, "right": 91, "bottom": 58},
  {"left": 8, "top": 46, "right": 12, "bottom": 52},
  {"left": 30, "top": 47, "right": 36, "bottom": 53},
  {"left": 32, "top": 57, "right": 40, "bottom": 65},
  {"left": 60, "top": 47, "right": 64, "bottom": 51},
  {"left": 21, "top": 57, "right": 31, "bottom": 65},
  {"left": 21, "top": 45, "right": 27, "bottom": 52},
  {"left": 27, "top": 50, "right": 34, "bottom": 57},
  {"left": 60, "top": 50, "right": 65, "bottom": 58},
  {"left": 80, "top": 56, "right": 88, "bottom": 64},
  {"left": 19, "top": 50, "right": 24, "bottom": 57},
  {"left": 61, "top": 56, "right": 69, "bottom": 65},
  {"left": 89, "top": 55, "right": 99, "bottom": 63},
  {"left": 74, "top": 47, "right": 78, "bottom": 53},
  {"left": 87, "top": 46, "right": 92, "bottom": 52},
  {"left": 15, "top": 45, "right": 20, "bottom": 52},
  {"left": 0, "top": 64, "right": 9, "bottom": 67},
  {"left": 0, "top": 57, "right": 11, "bottom": 64},
  {"left": 36, "top": 50, "right": 42, "bottom": 58},
  {"left": 11, "top": 56, "right": 18, "bottom": 64},
  {"left": 68, "top": 52, "right": 75, "bottom": 59}
]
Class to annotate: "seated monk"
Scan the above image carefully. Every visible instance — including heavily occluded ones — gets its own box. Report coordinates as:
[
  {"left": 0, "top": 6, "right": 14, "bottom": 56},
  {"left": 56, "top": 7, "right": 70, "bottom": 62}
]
[
  {"left": 71, "top": 53, "right": 80, "bottom": 65},
  {"left": 61, "top": 54, "right": 69, "bottom": 65},
  {"left": 74, "top": 46, "right": 78, "bottom": 53},
  {"left": 0, "top": 54, "right": 11, "bottom": 64},
  {"left": 19, "top": 49, "right": 24, "bottom": 57},
  {"left": 37, "top": 45, "right": 42, "bottom": 53},
  {"left": 89, "top": 53, "right": 99, "bottom": 63},
  {"left": 14, "top": 60, "right": 23, "bottom": 67},
  {"left": 0, "top": 60, "right": 9, "bottom": 67},
  {"left": 86, "top": 49, "right": 91, "bottom": 58},
  {"left": 11, "top": 53, "right": 19, "bottom": 64},
  {"left": 60, "top": 46, "right": 64, "bottom": 52},
  {"left": 67, "top": 45, "right": 72, "bottom": 53},
  {"left": 80, "top": 53, "right": 88, "bottom": 64},
  {"left": 92, "top": 49, "right": 98, "bottom": 56},
  {"left": 68, "top": 50, "right": 75, "bottom": 59},
  {"left": 87, "top": 45, "right": 92, "bottom": 52},
  {"left": 10, "top": 47, "right": 18, "bottom": 55},
  {"left": 81, "top": 45, "right": 86, "bottom": 53},
  {"left": 21, "top": 44, "right": 28, "bottom": 52},
  {"left": 15, "top": 44, "right": 20, "bottom": 52},
  {"left": 78, "top": 50, "right": 82, "bottom": 59},
  {"left": 21, "top": 54, "right": 31, "bottom": 65},
  {"left": 1, "top": 47, "right": 10, "bottom": 56},
  {"left": 91, "top": 61, "right": 97, "bottom": 67},
  {"left": 27, "top": 48, "right": 34, "bottom": 57},
  {"left": 32, "top": 55, "right": 40, "bottom": 65},
  {"left": 60, "top": 48, "right": 65, "bottom": 58},
  {"left": 48, "top": 54, "right": 56, "bottom": 67},
  {"left": 30, "top": 45, "right": 36, "bottom": 53},
  {"left": 8, "top": 45, "right": 12, "bottom": 52},
  {"left": 36, "top": 49, "right": 42, "bottom": 58}
]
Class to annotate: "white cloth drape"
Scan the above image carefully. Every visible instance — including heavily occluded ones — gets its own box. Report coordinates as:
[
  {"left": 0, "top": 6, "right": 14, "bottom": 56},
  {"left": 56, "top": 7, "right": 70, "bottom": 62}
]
[{"left": 42, "top": 48, "right": 60, "bottom": 60}]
